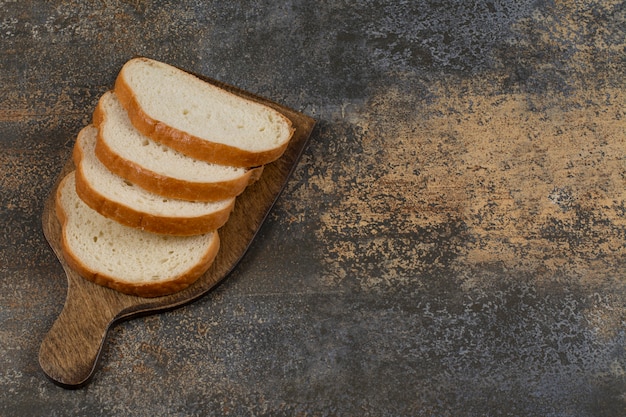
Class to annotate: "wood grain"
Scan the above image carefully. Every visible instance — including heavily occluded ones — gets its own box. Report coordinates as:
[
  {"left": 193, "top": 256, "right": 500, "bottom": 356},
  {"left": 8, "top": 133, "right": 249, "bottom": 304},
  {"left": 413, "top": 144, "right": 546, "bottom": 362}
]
[{"left": 38, "top": 78, "right": 315, "bottom": 388}]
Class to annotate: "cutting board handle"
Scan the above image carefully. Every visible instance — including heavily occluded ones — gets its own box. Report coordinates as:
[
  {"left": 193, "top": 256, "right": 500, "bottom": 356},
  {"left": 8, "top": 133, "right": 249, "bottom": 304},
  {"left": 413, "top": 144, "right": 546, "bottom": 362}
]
[{"left": 38, "top": 268, "right": 129, "bottom": 388}]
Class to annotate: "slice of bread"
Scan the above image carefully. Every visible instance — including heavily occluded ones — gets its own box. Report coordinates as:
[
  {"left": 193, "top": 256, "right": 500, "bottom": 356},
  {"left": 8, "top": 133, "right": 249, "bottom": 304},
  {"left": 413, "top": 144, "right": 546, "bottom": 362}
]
[
  {"left": 73, "top": 125, "right": 235, "bottom": 236},
  {"left": 93, "top": 91, "right": 261, "bottom": 202},
  {"left": 114, "top": 57, "right": 294, "bottom": 167},
  {"left": 56, "top": 172, "right": 220, "bottom": 297}
]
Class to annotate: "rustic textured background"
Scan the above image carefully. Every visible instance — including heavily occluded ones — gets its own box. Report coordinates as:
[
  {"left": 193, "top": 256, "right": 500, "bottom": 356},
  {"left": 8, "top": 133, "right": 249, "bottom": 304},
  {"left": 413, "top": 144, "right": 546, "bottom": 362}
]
[{"left": 1, "top": 1, "right": 625, "bottom": 416}]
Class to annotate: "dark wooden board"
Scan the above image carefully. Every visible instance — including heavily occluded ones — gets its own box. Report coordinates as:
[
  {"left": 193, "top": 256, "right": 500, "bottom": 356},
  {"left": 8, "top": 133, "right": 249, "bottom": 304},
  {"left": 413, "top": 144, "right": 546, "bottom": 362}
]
[{"left": 38, "top": 78, "right": 315, "bottom": 388}]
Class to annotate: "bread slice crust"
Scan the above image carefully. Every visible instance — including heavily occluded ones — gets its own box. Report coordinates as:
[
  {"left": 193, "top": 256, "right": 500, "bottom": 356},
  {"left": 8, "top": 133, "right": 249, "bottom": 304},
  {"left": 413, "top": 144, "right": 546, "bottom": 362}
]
[
  {"left": 93, "top": 91, "right": 261, "bottom": 202},
  {"left": 73, "top": 125, "right": 236, "bottom": 236},
  {"left": 56, "top": 172, "right": 220, "bottom": 297},
  {"left": 113, "top": 57, "right": 295, "bottom": 167}
]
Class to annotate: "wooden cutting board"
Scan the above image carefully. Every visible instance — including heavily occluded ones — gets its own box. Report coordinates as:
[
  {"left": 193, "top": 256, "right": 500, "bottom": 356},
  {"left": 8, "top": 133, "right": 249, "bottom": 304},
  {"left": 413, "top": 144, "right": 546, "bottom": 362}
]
[{"left": 38, "top": 77, "right": 315, "bottom": 388}]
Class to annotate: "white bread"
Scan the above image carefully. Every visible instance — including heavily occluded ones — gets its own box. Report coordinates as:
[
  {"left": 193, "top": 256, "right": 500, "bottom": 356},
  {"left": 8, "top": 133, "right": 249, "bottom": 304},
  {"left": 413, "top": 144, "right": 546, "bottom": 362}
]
[
  {"left": 56, "top": 172, "right": 220, "bottom": 297},
  {"left": 73, "top": 125, "right": 235, "bottom": 236},
  {"left": 113, "top": 57, "right": 294, "bottom": 167},
  {"left": 93, "top": 91, "right": 262, "bottom": 202}
]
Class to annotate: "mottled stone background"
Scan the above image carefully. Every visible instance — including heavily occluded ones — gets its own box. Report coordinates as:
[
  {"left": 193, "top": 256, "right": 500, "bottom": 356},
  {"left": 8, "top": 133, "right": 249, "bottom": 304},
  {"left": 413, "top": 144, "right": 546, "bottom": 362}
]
[{"left": 1, "top": 1, "right": 624, "bottom": 416}]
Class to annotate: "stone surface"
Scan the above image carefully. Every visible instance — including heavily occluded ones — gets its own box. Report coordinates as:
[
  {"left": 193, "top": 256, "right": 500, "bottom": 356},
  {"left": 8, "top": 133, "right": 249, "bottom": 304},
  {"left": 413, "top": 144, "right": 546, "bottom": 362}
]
[{"left": 1, "top": 0, "right": 625, "bottom": 416}]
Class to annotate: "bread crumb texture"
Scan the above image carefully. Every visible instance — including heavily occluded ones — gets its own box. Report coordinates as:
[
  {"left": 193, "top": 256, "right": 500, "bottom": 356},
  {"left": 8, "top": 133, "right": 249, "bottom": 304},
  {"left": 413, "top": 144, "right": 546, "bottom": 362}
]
[{"left": 59, "top": 173, "right": 216, "bottom": 284}]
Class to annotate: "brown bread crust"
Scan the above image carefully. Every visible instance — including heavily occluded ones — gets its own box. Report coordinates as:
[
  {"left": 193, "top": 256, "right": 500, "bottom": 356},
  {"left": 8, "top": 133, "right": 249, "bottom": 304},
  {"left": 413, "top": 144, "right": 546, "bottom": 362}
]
[
  {"left": 72, "top": 143, "right": 235, "bottom": 236},
  {"left": 55, "top": 175, "right": 221, "bottom": 298},
  {"left": 92, "top": 96, "right": 262, "bottom": 202},
  {"left": 113, "top": 63, "right": 294, "bottom": 168}
]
